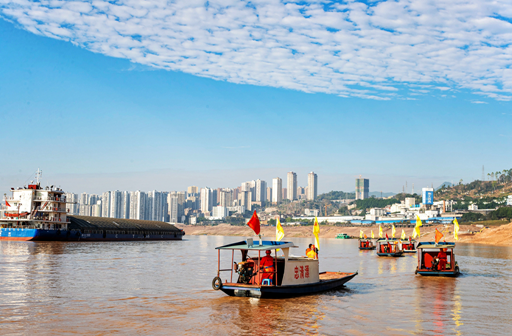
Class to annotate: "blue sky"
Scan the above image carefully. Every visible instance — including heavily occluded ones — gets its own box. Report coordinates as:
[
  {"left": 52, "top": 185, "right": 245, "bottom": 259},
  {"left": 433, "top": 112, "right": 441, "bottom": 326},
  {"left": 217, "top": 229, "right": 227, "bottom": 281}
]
[{"left": 0, "top": 0, "right": 511, "bottom": 195}]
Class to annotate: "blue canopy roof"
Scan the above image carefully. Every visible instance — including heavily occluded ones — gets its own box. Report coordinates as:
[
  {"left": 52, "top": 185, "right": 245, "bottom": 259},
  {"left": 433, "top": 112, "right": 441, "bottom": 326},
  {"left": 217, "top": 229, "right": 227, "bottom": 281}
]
[{"left": 215, "top": 240, "right": 297, "bottom": 250}]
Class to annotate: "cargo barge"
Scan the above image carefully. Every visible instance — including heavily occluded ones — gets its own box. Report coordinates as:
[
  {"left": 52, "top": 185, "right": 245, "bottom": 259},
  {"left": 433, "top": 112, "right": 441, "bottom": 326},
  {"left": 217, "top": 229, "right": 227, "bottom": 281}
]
[{"left": 0, "top": 170, "right": 184, "bottom": 241}]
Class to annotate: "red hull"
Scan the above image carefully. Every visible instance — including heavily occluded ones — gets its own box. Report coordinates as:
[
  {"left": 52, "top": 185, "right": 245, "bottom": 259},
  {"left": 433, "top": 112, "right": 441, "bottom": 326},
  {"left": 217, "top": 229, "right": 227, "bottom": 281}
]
[{"left": 0, "top": 237, "right": 35, "bottom": 241}]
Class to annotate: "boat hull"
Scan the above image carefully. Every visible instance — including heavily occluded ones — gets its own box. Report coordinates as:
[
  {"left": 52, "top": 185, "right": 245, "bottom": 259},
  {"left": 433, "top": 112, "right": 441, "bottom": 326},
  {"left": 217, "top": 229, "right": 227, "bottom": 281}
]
[
  {"left": 359, "top": 247, "right": 376, "bottom": 250},
  {"left": 403, "top": 250, "right": 417, "bottom": 253},
  {"left": 376, "top": 252, "right": 404, "bottom": 257},
  {"left": 219, "top": 272, "right": 357, "bottom": 299},
  {"left": 416, "top": 270, "right": 460, "bottom": 277},
  {"left": 0, "top": 228, "right": 184, "bottom": 241}
]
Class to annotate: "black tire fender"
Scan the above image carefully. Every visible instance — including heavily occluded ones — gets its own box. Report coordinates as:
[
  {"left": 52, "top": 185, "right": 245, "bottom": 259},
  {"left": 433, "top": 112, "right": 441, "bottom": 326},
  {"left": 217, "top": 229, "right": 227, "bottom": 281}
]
[
  {"left": 455, "top": 266, "right": 460, "bottom": 275},
  {"left": 212, "top": 277, "right": 222, "bottom": 290},
  {"left": 415, "top": 267, "right": 418, "bottom": 275}
]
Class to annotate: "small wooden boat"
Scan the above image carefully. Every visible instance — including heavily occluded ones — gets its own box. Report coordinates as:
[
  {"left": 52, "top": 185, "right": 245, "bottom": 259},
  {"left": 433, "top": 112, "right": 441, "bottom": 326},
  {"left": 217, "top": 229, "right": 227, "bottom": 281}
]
[
  {"left": 401, "top": 239, "right": 417, "bottom": 253},
  {"left": 376, "top": 238, "right": 404, "bottom": 257},
  {"left": 336, "top": 233, "right": 351, "bottom": 239},
  {"left": 415, "top": 242, "right": 461, "bottom": 277},
  {"left": 212, "top": 239, "right": 357, "bottom": 298},
  {"left": 359, "top": 238, "right": 376, "bottom": 250}
]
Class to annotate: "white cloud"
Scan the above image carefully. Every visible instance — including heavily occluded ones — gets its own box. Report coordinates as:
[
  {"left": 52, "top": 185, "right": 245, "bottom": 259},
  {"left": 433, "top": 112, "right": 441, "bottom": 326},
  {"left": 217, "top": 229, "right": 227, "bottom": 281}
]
[
  {"left": 472, "top": 100, "right": 488, "bottom": 104},
  {"left": 2, "top": 0, "right": 512, "bottom": 100}
]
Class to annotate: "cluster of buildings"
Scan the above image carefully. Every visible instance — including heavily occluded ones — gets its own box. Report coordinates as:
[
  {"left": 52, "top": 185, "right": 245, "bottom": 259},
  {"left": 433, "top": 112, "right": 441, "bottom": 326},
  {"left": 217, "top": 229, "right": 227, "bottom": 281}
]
[{"left": 65, "top": 171, "right": 319, "bottom": 224}]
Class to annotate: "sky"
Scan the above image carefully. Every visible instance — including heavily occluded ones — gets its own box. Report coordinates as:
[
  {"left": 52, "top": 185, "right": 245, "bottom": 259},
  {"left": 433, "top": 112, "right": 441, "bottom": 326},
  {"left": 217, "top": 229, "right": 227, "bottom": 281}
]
[{"left": 0, "top": 0, "right": 511, "bottom": 195}]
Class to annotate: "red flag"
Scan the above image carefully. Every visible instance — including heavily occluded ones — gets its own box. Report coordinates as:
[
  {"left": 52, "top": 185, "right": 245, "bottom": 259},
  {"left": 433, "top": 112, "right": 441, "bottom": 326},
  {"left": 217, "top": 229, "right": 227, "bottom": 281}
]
[
  {"left": 435, "top": 228, "right": 444, "bottom": 244},
  {"left": 5, "top": 200, "right": 11, "bottom": 207},
  {"left": 385, "top": 233, "right": 389, "bottom": 240},
  {"left": 247, "top": 211, "right": 260, "bottom": 235}
]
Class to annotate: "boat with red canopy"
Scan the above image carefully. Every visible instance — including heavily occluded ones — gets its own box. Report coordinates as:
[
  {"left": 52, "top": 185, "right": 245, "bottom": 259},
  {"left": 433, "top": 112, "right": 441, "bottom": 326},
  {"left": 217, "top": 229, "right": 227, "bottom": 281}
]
[
  {"left": 212, "top": 239, "right": 357, "bottom": 298},
  {"left": 401, "top": 238, "right": 417, "bottom": 253},
  {"left": 415, "top": 242, "right": 460, "bottom": 277},
  {"left": 376, "top": 238, "right": 404, "bottom": 257},
  {"left": 359, "top": 238, "right": 376, "bottom": 250}
]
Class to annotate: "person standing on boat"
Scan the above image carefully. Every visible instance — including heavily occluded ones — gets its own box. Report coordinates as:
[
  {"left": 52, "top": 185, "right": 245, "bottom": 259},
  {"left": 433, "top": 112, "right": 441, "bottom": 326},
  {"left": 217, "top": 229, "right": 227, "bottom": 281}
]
[
  {"left": 305, "top": 244, "right": 312, "bottom": 255},
  {"left": 307, "top": 245, "right": 318, "bottom": 259},
  {"left": 260, "top": 250, "right": 275, "bottom": 283},
  {"left": 437, "top": 248, "right": 448, "bottom": 271}
]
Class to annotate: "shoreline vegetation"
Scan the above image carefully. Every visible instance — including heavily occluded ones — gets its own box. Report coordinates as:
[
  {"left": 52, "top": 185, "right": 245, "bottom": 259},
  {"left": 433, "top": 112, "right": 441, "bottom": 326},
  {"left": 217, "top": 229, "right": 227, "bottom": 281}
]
[{"left": 175, "top": 222, "right": 512, "bottom": 247}]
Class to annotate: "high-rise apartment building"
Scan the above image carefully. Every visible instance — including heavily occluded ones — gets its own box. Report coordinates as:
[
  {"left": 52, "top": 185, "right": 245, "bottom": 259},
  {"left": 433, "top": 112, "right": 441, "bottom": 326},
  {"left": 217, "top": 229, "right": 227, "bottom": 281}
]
[
  {"left": 267, "top": 187, "right": 272, "bottom": 202},
  {"left": 287, "top": 172, "right": 297, "bottom": 200},
  {"left": 355, "top": 177, "right": 369, "bottom": 200},
  {"left": 200, "top": 187, "right": 213, "bottom": 213},
  {"left": 168, "top": 191, "right": 186, "bottom": 223},
  {"left": 272, "top": 178, "right": 282, "bottom": 203},
  {"left": 238, "top": 190, "right": 252, "bottom": 211},
  {"left": 101, "top": 191, "right": 111, "bottom": 218},
  {"left": 255, "top": 179, "right": 267, "bottom": 204},
  {"left": 121, "top": 191, "right": 130, "bottom": 219},
  {"left": 219, "top": 188, "right": 234, "bottom": 207},
  {"left": 187, "top": 186, "right": 198, "bottom": 195},
  {"left": 307, "top": 172, "right": 318, "bottom": 200},
  {"left": 129, "top": 191, "right": 146, "bottom": 220},
  {"left": 110, "top": 190, "right": 122, "bottom": 218},
  {"left": 65, "top": 193, "right": 79, "bottom": 215}
]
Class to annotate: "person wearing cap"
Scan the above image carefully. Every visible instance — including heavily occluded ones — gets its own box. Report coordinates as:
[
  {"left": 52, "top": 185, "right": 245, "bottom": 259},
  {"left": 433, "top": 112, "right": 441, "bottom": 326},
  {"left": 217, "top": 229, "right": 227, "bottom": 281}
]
[
  {"left": 260, "top": 250, "right": 275, "bottom": 283},
  {"left": 307, "top": 245, "right": 317, "bottom": 259}
]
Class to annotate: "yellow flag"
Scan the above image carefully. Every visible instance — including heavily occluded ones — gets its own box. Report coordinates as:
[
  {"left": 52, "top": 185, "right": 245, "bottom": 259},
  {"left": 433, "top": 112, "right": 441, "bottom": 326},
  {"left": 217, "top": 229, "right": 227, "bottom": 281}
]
[
  {"left": 413, "top": 215, "right": 422, "bottom": 238},
  {"left": 379, "top": 225, "right": 383, "bottom": 238},
  {"left": 359, "top": 230, "right": 363, "bottom": 239},
  {"left": 371, "top": 230, "right": 375, "bottom": 239},
  {"left": 454, "top": 218, "right": 459, "bottom": 241},
  {"left": 392, "top": 224, "right": 396, "bottom": 238},
  {"left": 313, "top": 217, "right": 320, "bottom": 250},
  {"left": 401, "top": 229, "right": 406, "bottom": 240},
  {"left": 276, "top": 217, "right": 285, "bottom": 241}
]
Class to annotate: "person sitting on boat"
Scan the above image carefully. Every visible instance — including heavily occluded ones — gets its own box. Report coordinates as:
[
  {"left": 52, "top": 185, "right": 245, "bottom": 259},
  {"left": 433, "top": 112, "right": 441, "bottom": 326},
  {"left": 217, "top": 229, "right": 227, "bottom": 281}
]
[
  {"left": 259, "top": 250, "right": 275, "bottom": 283},
  {"left": 307, "top": 245, "right": 318, "bottom": 259}
]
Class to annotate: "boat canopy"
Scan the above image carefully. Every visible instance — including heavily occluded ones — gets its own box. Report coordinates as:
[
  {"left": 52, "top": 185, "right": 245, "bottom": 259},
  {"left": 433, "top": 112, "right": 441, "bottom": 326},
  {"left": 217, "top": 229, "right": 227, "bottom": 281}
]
[
  {"left": 417, "top": 242, "right": 455, "bottom": 249},
  {"left": 215, "top": 240, "right": 297, "bottom": 250},
  {"left": 376, "top": 238, "right": 401, "bottom": 242}
]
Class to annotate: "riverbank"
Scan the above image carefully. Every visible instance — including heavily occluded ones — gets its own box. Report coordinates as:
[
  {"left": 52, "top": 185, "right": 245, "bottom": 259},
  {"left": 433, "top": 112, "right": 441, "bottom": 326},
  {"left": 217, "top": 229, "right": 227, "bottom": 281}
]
[{"left": 175, "top": 222, "right": 512, "bottom": 246}]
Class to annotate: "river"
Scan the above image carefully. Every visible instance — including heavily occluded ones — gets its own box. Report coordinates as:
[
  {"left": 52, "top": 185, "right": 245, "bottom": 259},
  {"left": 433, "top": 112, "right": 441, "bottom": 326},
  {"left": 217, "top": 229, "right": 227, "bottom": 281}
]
[{"left": 1, "top": 236, "right": 511, "bottom": 335}]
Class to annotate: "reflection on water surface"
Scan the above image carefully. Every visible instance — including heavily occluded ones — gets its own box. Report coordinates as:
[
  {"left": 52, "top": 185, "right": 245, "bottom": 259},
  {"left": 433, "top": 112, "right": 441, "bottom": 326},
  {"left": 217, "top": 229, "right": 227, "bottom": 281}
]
[{"left": 1, "top": 237, "right": 511, "bottom": 335}]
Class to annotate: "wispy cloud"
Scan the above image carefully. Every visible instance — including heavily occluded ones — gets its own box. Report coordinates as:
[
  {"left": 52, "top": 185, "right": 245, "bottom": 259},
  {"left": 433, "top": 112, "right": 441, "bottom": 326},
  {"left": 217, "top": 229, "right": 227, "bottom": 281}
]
[
  {"left": 472, "top": 101, "right": 488, "bottom": 104},
  {"left": 2, "top": 0, "right": 512, "bottom": 100}
]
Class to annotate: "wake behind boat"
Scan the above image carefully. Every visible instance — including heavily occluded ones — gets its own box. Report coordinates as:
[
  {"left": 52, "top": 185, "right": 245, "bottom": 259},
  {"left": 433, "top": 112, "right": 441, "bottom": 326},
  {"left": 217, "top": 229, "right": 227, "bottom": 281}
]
[{"left": 212, "top": 239, "right": 357, "bottom": 298}]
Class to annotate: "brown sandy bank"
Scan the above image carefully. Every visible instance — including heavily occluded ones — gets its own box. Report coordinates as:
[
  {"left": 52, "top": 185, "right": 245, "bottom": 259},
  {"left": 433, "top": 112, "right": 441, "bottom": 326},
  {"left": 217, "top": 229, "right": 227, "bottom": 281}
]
[{"left": 175, "top": 222, "right": 512, "bottom": 246}]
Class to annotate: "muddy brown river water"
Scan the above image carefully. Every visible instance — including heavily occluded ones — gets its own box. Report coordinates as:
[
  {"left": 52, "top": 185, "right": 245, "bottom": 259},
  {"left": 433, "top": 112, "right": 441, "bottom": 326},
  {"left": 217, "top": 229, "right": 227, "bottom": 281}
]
[{"left": 1, "top": 236, "right": 511, "bottom": 335}]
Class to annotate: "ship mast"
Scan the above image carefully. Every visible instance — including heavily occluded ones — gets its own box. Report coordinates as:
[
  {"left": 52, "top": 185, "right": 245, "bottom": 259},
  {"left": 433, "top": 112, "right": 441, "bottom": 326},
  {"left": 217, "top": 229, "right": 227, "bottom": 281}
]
[{"left": 36, "top": 168, "right": 42, "bottom": 185}]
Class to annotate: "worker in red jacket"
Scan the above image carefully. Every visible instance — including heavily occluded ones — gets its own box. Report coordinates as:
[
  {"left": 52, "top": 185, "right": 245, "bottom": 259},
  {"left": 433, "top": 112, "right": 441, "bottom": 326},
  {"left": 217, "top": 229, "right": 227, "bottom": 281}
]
[
  {"left": 437, "top": 248, "right": 448, "bottom": 271},
  {"left": 260, "top": 250, "right": 275, "bottom": 283}
]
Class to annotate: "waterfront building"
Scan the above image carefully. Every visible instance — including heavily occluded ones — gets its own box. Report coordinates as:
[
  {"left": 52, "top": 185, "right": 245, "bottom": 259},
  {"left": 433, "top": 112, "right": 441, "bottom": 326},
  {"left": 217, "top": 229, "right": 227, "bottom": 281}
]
[
  {"left": 65, "top": 193, "right": 79, "bottom": 215},
  {"left": 307, "top": 172, "right": 318, "bottom": 200},
  {"left": 110, "top": 190, "right": 122, "bottom": 218},
  {"left": 355, "top": 177, "right": 369, "bottom": 200},
  {"left": 287, "top": 172, "right": 297, "bottom": 200},
  {"left": 168, "top": 191, "right": 186, "bottom": 223},
  {"left": 129, "top": 191, "right": 146, "bottom": 220},
  {"left": 422, "top": 187, "right": 434, "bottom": 205},
  {"left": 200, "top": 187, "right": 213, "bottom": 213},
  {"left": 101, "top": 191, "right": 111, "bottom": 218},
  {"left": 219, "top": 189, "right": 234, "bottom": 207},
  {"left": 212, "top": 206, "right": 228, "bottom": 219},
  {"left": 238, "top": 191, "right": 252, "bottom": 212},
  {"left": 255, "top": 179, "right": 267, "bottom": 204},
  {"left": 272, "top": 178, "right": 282, "bottom": 203},
  {"left": 121, "top": 191, "right": 130, "bottom": 219}
]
